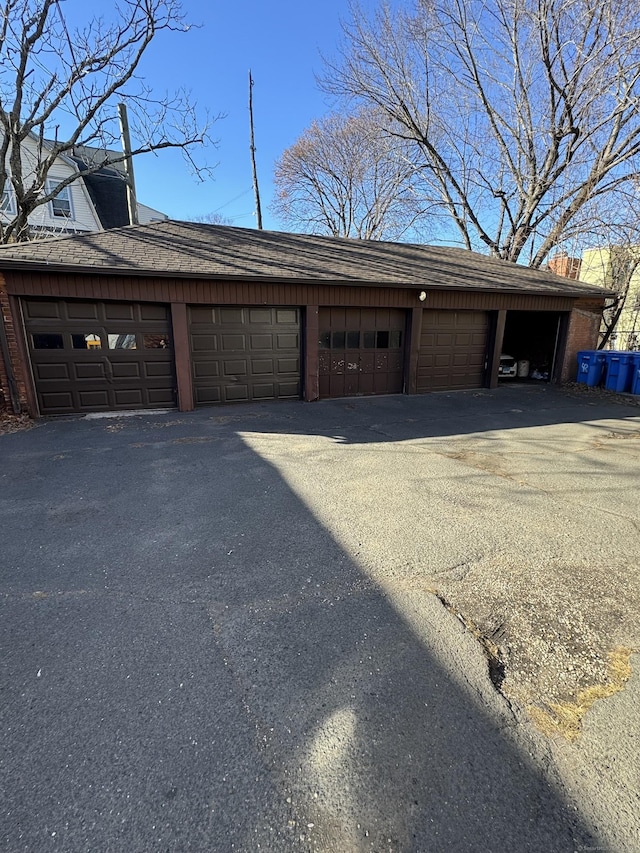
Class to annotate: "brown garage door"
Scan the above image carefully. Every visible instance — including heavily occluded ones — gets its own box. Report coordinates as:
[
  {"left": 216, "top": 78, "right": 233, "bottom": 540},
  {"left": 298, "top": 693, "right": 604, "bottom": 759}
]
[
  {"left": 417, "top": 310, "right": 489, "bottom": 392},
  {"left": 189, "top": 306, "right": 301, "bottom": 405},
  {"left": 318, "top": 307, "right": 406, "bottom": 398},
  {"left": 23, "top": 298, "right": 176, "bottom": 415}
]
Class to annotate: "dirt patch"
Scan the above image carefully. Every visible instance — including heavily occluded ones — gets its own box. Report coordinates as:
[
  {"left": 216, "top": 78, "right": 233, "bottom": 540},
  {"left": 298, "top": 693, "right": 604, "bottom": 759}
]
[
  {"left": 563, "top": 381, "right": 640, "bottom": 407},
  {"left": 0, "top": 410, "right": 35, "bottom": 435},
  {"left": 528, "top": 648, "right": 633, "bottom": 741},
  {"left": 432, "top": 553, "right": 639, "bottom": 741}
]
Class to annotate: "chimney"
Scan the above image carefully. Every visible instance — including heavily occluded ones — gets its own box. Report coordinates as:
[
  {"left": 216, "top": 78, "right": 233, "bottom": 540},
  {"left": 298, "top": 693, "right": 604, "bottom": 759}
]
[{"left": 548, "top": 252, "right": 582, "bottom": 280}]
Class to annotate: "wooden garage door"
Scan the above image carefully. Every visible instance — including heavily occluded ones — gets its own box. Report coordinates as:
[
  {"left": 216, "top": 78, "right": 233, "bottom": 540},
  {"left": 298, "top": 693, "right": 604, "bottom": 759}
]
[
  {"left": 189, "top": 306, "right": 301, "bottom": 405},
  {"left": 318, "top": 308, "right": 406, "bottom": 398},
  {"left": 417, "top": 310, "right": 489, "bottom": 392},
  {"left": 23, "top": 298, "right": 176, "bottom": 415}
]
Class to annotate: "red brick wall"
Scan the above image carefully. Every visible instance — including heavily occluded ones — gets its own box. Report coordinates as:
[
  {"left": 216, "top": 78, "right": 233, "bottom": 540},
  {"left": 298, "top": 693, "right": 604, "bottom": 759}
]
[
  {"left": 0, "top": 274, "right": 28, "bottom": 412},
  {"left": 560, "top": 298, "right": 604, "bottom": 382},
  {"left": 548, "top": 254, "right": 582, "bottom": 280}
]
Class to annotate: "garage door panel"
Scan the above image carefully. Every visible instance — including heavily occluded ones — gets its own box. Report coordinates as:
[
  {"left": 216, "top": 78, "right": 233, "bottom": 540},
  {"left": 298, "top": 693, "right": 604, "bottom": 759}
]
[
  {"left": 223, "top": 359, "right": 248, "bottom": 376},
  {"left": 104, "top": 303, "right": 135, "bottom": 321},
  {"left": 41, "top": 392, "right": 74, "bottom": 410},
  {"left": 36, "top": 362, "right": 70, "bottom": 380},
  {"left": 249, "top": 308, "right": 272, "bottom": 324},
  {"left": 221, "top": 334, "right": 246, "bottom": 351},
  {"left": 78, "top": 390, "right": 110, "bottom": 408},
  {"left": 277, "top": 333, "right": 298, "bottom": 349},
  {"left": 148, "top": 388, "right": 176, "bottom": 405},
  {"left": 75, "top": 363, "right": 105, "bottom": 380},
  {"left": 277, "top": 381, "right": 300, "bottom": 398},
  {"left": 192, "top": 335, "right": 217, "bottom": 352},
  {"left": 144, "top": 362, "right": 173, "bottom": 378},
  {"left": 25, "top": 301, "right": 62, "bottom": 320},
  {"left": 418, "top": 310, "right": 488, "bottom": 392},
  {"left": 220, "top": 308, "right": 244, "bottom": 324},
  {"left": 195, "top": 386, "right": 221, "bottom": 404},
  {"left": 111, "top": 362, "right": 140, "bottom": 379},
  {"left": 23, "top": 297, "right": 176, "bottom": 415},
  {"left": 140, "top": 304, "right": 168, "bottom": 322},
  {"left": 190, "top": 307, "right": 214, "bottom": 325},
  {"left": 189, "top": 306, "right": 301, "bottom": 405},
  {"left": 250, "top": 334, "right": 273, "bottom": 349},
  {"left": 66, "top": 302, "right": 99, "bottom": 320},
  {"left": 252, "top": 359, "right": 274, "bottom": 374},
  {"left": 436, "top": 333, "right": 454, "bottom": 346},
  {"left": 253, "top": 383, "right": 275, "bottom": 399},
  {"left": 225, "top": 384, "right": 250, "bottom": 402},
  {"left": 194, "top": 361, "right": 220, "bottom": 378},
  {"left": 114, "top": 389, "right": 144, "bottom": 406},
  {"left": 249, "top": 335, "right": 273, "bottom": 352}
]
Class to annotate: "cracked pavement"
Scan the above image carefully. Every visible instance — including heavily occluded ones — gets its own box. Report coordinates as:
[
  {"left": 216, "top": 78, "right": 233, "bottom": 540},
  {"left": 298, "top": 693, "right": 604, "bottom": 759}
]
[{"left": 1, "top": 384, "right": 639, "bottom": 851}]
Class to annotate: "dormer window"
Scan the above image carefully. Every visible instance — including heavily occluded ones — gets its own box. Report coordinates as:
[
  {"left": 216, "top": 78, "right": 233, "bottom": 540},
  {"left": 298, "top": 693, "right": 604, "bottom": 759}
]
[{"left": 46, "top": 179, "right": 73, "bottom": 219}]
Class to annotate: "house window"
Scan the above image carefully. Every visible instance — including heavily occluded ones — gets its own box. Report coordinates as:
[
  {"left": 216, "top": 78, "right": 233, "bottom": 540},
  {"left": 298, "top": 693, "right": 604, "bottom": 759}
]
[
  {"left": 1, "top": 184, "right": 15, "bottom": 215},
  {"left": 46, "top": 179, "right": 73, "bottom": 219}
]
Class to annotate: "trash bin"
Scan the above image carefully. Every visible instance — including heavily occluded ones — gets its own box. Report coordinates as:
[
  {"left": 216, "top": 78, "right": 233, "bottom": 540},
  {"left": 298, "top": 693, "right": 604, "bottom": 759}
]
[
  {"left": 604, "top": 351, "right": 634, "bottom": 392},
  {"left": 630, "top": 353, "right": 640, "bottom": 396},
  {"left": 576, "top": 351, "right": 606, "bottom": 386}
]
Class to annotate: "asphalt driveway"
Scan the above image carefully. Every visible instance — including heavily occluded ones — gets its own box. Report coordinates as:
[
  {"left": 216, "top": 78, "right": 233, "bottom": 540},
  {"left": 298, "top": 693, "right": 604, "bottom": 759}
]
[{"left": 1, "top": 384, "right": 639, "bottom": 852}]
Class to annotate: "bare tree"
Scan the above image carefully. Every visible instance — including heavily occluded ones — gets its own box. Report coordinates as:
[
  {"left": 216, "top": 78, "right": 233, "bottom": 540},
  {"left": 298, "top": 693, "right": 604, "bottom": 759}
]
[
  {"left": 187, "top": 212, "right": 234, "bottom": 226},
  {"left": 597, "top": 247, "right": 640, "bottom": 349},
  {"left": 272, "top": 108, "right": 426, "bottom": 240},
  {"left": 323, "top": 0, "right": 640, "bottom": 265},
  {"left": 0, "top": 0, "right": 217, "bottom": 243}
]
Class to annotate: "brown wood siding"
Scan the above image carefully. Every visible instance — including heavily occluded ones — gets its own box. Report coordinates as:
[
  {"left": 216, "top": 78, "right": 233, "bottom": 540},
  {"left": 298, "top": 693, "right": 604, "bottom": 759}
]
[
  {"left": 424, "top": 290, "right": 575, "bottom": 312},
  {"left": 4, "top": 271, "right": 579, "bottom": 313}
]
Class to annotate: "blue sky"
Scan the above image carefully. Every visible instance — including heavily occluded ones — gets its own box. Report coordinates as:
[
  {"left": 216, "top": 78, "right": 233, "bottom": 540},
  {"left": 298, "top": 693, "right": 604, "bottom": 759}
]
[{"left": 121, "top": 1, "right": 377, "bottom": 230}]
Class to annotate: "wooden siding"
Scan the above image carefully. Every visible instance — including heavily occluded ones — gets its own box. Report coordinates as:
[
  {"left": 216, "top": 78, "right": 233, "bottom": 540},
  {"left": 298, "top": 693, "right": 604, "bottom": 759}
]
[
  {"left": 424, "top": 290, "right": 575, "bottom": 312},
  {"left": 3, "top": 271, "right": 579, "bottom": 313}
]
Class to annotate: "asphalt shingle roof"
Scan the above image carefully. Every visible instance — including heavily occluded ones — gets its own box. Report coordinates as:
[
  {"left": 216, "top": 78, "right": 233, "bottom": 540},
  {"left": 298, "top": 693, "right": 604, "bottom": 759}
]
[{"left": 0, "top": 220, "right": 608, "bottom": 297}]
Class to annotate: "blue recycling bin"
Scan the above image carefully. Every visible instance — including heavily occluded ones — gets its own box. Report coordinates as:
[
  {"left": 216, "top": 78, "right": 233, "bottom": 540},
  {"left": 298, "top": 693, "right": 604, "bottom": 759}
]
[
  {"left": 630, "top": 353, "right": 640, "bottom": 396},
  {"left": 604, "top": 351, "right": 634, "bottom": 392},
  {"left": 576, "top": 350, "right": 606, "bottom": 386}
]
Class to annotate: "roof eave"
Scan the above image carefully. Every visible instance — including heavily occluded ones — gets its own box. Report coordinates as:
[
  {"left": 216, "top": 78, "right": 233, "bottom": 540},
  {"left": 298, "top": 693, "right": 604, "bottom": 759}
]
[{"left": 0, "top": 258, "right": 611, "bottom": 298}]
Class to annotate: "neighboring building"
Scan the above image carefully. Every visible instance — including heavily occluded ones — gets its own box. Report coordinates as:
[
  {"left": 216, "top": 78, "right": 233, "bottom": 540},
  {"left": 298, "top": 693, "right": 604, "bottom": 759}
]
[
  {"left": 1, "top": 135, "right": 167, "bottom": 240},
  {"left": 579, "top": 247, "right": 640, "bottom": 351},
  {"left": 548, "top": 253, "right": 582, "bottom": 281},
  {"left": 0, "top": 221, "right": 610, "bottom": 416}
]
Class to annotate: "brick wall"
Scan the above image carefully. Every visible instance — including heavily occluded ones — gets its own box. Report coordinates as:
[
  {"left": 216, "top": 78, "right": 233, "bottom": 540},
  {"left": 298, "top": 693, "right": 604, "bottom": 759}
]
[
  {"left": 0, "top": 274, "right": 28, "bottom": 413},
  {"left": 548, "top": 254, "right": 582, "bottom": 280},
  {"left": 560, "top": 298, "right": 604, "bottom": 382}
]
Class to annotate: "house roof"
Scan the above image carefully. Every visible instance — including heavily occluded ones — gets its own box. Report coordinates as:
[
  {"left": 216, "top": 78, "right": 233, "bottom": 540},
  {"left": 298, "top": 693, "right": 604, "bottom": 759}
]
[
  {"left": 0, "top": 220, "right": 611, "bottom": 297},
  {"left": 71, "top": 157, "right": 130, "bottom": 230}
]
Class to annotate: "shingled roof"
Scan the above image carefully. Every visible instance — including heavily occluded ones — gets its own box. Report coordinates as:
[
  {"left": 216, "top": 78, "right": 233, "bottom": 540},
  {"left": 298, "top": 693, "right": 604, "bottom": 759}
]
[{"left": 0, "top": 220, "right": 608, "bottom": 297}]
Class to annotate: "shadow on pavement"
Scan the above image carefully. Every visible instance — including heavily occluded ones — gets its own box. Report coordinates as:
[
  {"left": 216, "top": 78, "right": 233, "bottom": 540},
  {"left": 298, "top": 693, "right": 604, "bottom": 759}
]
[{"left": 0, "top": 387, "right": 620, "bottom": 850}]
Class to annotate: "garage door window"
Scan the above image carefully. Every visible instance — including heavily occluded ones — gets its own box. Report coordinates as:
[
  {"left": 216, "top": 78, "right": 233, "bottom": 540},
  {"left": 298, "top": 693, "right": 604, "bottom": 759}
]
[
  {"left": 72, "top": 333, "right": 102, "bottom": 349},
  {"left": 143, "top": 334, "right": 171, "bottom": 349},
  {"left": 32, "top": 333, "right": 64, "bottom": 349},
  {"left": 319, "top": 329, "right": 403, "bottom": 350},
  {"left": 108, "top": 333, "right": 137, "bottom": 349}
]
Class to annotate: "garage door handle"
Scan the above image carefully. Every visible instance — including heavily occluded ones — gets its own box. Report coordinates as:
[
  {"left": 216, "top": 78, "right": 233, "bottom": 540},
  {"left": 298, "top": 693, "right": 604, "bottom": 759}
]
[{"left": 102, "top": 357, "right": 114, "bottom": 383}]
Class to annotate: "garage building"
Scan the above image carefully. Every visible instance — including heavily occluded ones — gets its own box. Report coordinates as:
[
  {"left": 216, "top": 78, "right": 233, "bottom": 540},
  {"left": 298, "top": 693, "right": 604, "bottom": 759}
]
[{"left": 0, "top": 221, "right": 607, "bottom": 417}]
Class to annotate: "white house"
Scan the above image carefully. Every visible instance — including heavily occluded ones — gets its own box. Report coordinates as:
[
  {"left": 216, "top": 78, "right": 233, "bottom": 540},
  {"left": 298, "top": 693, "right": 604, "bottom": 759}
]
[{"left": 1, "top": 134, "right": 167, "bottom": 239}]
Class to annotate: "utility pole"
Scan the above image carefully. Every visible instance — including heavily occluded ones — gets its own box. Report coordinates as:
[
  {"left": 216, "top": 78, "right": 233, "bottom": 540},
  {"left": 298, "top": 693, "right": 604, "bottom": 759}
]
[
  {"left": 248, "top": 70, "right": 263, "bottom": 230},
  {"left": 118, "top": 102, "right": 139, "bottom": 226}
]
